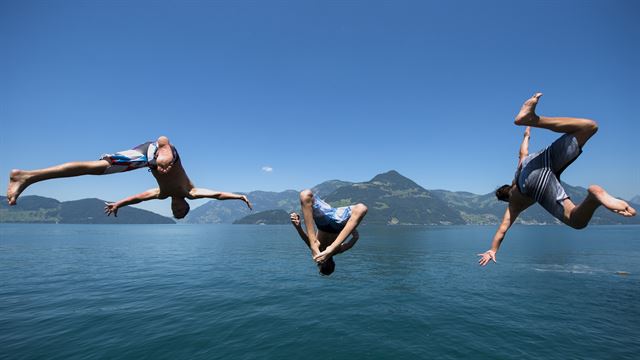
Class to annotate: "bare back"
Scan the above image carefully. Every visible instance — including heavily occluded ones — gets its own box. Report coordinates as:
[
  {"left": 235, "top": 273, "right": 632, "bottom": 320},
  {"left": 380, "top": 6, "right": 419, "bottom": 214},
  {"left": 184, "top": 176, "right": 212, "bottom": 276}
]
[{"left": 508, "top": 183, "right": 535, "bottom": 215}]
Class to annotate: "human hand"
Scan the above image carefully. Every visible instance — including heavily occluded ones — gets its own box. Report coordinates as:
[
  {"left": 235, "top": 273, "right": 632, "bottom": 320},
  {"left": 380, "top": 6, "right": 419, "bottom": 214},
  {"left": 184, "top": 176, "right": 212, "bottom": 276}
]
[
  {"left": 242, "top": 195, "right": 253, "bottom": 210},
  {"left": 104, "top": 202, "right": 119, "bottom": 217},
  {"left": 313, "top": 249, "right": 333, "bottom": 264},
  {"left": 477, "top": 250, "right": 497, "bottom": 266},
  {"left": 524, "top": 126, "right": 531, "bottom": 137},
  {"left": 290, "top": 212, "right": 301, "bottom": 227}
]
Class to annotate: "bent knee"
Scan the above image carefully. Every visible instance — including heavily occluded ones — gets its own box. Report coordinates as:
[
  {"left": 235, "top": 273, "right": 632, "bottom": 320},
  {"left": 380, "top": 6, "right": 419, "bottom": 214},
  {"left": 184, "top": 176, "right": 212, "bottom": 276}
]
[
  {"left": 587, "top": 184, "right": 604, "bottom": 197},
  {"left": 353, "top": 203, "right": 368, "bottom": 215},
  {"left": 300, "top": 189, "right": 314, "bottom": 201},
  {"left": 585, "top": 119, "right": 598, "bottom": 134}
]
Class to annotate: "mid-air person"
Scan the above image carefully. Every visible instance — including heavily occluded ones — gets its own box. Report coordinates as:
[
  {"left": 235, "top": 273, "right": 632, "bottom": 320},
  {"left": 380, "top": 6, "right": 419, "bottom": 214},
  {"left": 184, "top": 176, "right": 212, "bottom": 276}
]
[
  {"left": 7, "top": 136, "right": 252, "bottom": 219},
  {"left": 290, "top": 190, "right": 367, "bottom": 275},
  {"left": 478, "top": 93, "right": 636, "bottom": 266}
]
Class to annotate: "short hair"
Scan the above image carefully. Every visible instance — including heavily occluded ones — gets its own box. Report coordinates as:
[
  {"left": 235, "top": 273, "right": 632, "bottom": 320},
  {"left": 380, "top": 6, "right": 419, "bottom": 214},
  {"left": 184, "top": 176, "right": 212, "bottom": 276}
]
[
  {"left": 495, "top": 184, "right": 511, "bottom": 202},
  {"left": 318, "top": 257, "right": 336, "bottom": 276},
  {"left": 172, "top": 201, "right": 190, "bottom": 219}
]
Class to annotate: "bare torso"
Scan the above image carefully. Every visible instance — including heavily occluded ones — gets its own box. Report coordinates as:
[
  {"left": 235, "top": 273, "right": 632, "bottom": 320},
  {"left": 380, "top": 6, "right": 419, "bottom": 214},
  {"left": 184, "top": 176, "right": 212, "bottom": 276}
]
[
  {"left": 151, "top": 160, "right": 195, "bottom": 199},
  {"left": 317, "top": 230, "right": 339, "bottom": 251}
]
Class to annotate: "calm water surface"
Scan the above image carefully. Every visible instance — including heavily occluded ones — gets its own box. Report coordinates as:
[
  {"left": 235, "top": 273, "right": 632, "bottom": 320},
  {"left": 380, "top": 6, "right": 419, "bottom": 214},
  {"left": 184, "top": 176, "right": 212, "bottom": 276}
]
[{"left": 1, "top": 224, "right": 639, "bottom": 359}]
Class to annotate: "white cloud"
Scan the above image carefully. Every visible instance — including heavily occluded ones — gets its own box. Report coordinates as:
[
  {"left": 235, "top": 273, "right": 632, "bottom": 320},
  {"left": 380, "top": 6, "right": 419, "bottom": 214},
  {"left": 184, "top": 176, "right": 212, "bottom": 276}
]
[{"left": 261, "top": 166, "right": 273, "bottom": 173}]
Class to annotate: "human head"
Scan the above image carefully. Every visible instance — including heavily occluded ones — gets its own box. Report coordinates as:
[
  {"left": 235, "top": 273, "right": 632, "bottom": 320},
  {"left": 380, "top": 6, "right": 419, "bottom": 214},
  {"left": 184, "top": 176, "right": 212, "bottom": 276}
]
[
  {"left": 318, "top": 257, "right": 336, "bottom": 276},
  {"left": 171, "top": 197, "right": 190, "bottom": 219},
  {"left": 495, "top": 184, "right": 512, "bottom": 202}
]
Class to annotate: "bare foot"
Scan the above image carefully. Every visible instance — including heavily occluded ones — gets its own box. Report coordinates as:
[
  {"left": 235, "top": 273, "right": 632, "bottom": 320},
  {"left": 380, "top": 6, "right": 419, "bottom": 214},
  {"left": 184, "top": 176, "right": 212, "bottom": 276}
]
[
  {"left": 589, "top": 185, "right": 636, "bottom": 217},
  {"left": 7, "top": 169, "right": 30, "bottom": 205},
  {"left": 515, "top": 92, "right": 543, "bottom": 125}
]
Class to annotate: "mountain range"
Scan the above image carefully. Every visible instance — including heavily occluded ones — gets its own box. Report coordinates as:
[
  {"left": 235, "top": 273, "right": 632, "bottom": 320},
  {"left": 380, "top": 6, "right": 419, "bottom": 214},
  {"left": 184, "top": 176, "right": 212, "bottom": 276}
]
[
  {"left": 193, "top": 170, "right": 640, "bottom": 226},
  {"left": 0, "top": 196, "right": 174, "bottom": 224},
  {"left": 1, "top": 170, "right": 637, "bottom": 226}
]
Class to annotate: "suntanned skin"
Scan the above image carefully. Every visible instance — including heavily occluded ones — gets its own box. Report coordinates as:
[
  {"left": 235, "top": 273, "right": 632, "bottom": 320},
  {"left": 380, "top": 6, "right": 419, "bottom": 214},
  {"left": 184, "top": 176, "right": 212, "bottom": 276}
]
[
  {"left": 290, "top": 212, "right": 360, "bottom": 258},
  {"left": 291, "top": 190, "right": 367, "bottom": 267},
  {"left": 478, "top": 93, "right": 636, "bottom": 266},
  {"left": 8, "top": 136, "right": 252, "bottom": 218}
]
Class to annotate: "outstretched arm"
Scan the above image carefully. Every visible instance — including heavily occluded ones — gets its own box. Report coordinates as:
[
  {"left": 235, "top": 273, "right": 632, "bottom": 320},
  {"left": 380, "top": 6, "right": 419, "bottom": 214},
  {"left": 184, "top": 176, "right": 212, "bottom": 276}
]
[
  {"left": 104, "top": 188, "right": 160, "bottom": 217},
  {"left": 478, "top": 205, "right": 520, "bottom": 266},
  {"left": 518, "top": 127, "right": 531, "bottom": 167},
  {"left": 188, "top": 188, "right": 252, "bottom": 210}
]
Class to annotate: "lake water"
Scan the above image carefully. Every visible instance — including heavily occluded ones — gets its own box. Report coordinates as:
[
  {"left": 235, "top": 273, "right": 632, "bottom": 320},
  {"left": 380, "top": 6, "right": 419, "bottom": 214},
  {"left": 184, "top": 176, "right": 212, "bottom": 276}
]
[{"left": 1, "top": 224, "right": 639, "bottom": 359}]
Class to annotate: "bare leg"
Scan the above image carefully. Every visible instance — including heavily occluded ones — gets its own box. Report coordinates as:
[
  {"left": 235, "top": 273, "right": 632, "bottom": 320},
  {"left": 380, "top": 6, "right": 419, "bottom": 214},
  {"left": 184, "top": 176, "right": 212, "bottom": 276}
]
[
  {"left": 514, "top": 93, "right": 598, "bottom": 147},
  {"left": 326, "top": 203, "right": 368, "bottom": 253},
  {"left": 7, "top": 160, "right": 110, "bottom": 205},
  {"left": 299, "top": 190, "right": 320, "bottom": 255},
  {"left": 563, "top": 185, "right": 636, "bottom": 229}
]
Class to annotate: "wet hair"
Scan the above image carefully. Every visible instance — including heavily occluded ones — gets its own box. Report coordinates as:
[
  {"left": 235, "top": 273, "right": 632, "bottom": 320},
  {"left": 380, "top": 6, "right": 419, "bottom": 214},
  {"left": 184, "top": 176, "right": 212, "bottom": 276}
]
[
  {"left": 318, "top": 257, "right": 336, "bottom": 276},
  {"left": 495, "top": 184, "right": 511, "bottom": 202}
]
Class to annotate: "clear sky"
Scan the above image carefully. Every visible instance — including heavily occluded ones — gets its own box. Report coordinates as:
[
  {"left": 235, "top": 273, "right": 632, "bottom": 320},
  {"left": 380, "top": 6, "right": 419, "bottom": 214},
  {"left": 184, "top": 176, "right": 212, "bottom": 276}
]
[{"left": 1, "top": 0, "right": 638, "bottom": 216}]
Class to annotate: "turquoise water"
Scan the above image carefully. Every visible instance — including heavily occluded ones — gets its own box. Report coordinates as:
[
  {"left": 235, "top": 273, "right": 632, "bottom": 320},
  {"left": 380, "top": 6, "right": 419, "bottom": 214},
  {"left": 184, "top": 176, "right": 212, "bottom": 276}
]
[{"left": 1, "top": 224, "right": 639, "bottom": 359}]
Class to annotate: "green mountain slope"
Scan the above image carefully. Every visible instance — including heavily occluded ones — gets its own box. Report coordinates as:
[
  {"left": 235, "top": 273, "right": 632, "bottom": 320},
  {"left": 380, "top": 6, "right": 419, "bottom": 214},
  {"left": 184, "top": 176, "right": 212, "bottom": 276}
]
[
  {"left": 432, "top": 183, "right": 640, "bottom": 225},
  {"left": 0, "top": 196, "right": 174, "bottom": 224},
  {"left": 324, "top": 170, "right": 465, "bottom": 225},
  {"left": 233, "top": 209, "right": 291, "bottom": 225},
  {"left": 185, "top": 179, "right": 353, "bottom": 224},
  {"left": 183, "top": 170, "right": 639, "bottom": 225}
]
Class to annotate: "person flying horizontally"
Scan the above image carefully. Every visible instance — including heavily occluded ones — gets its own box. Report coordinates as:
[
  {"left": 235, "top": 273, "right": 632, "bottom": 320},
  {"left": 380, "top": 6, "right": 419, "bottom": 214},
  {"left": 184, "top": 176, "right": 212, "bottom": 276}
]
[{"left": 7, "top": 136, "right": 252, "bottom": 219}]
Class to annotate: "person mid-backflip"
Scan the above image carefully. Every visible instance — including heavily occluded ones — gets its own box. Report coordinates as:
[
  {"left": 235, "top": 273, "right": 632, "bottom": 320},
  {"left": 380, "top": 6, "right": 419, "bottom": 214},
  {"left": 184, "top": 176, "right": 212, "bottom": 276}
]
[
  {"left": 478, "top": 93, "right": 636, "bottom": 266},
  {"left": 290, "top": 190, "right": 367, "bottom": 276},
  {"left": 7, "top": 136, "right": 252, "bottom": 219}
]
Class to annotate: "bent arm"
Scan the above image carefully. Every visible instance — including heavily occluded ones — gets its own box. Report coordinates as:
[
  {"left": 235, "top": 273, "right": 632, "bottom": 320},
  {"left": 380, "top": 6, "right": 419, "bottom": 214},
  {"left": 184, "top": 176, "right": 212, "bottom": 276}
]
[
  {"left": 290, "top": 212, "right": 317, "bottom": 252},
  {"left": 518, "top": 127, "right": 531, "bottom": 167},
  {"left": 189, "top": 188, "right": 252, "bottom": 209},
  {"left": 294, "top": 222, "right": 311, "bottom": 247},
  {"left": 336, "top": 230, "right": 360, "bottom": 254}
]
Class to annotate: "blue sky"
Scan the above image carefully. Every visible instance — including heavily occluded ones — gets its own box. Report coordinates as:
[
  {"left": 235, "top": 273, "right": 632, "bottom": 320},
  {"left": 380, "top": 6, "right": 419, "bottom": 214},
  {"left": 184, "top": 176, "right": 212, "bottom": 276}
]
[{"left": 1, "top": 0, "right": 638, "bottom": 216}]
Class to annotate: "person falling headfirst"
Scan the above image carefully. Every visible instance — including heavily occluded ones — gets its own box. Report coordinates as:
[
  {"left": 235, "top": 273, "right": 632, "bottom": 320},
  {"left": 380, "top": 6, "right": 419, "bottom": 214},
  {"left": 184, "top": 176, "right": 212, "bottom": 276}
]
[
  {"left": 478, "top": 93, "right": 636, "bottom": 266},
  {"left": 7, "top": 136, "right": 252, "bottom": 219},
  {"left": 290, "top": 190, "right": 367, "bottom": 276}
]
